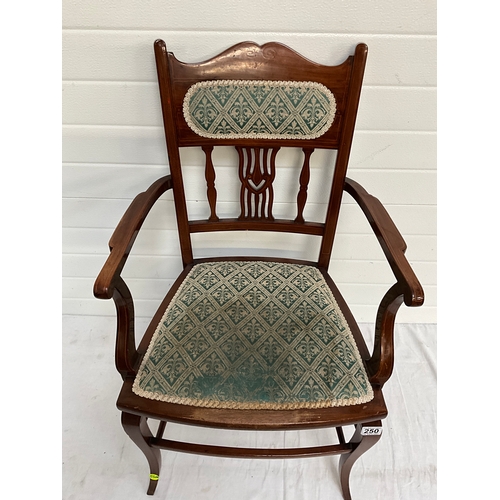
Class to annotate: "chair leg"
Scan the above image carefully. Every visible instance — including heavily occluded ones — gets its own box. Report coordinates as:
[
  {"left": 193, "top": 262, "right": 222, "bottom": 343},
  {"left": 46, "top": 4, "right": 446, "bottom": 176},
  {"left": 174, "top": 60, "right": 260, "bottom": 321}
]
[
  {"left": 338, "top": 421, "right": 382, "bottom": 500},
  {"left": 121, "top": 412, "right": 162, "bottom": 495}
]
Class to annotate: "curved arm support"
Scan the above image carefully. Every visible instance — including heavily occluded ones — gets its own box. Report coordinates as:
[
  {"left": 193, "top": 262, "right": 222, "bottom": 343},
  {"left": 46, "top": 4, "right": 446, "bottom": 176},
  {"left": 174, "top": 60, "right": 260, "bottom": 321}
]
[
  {"left": 343, "top": 178, "right": 424, "bottom": 307},
  {"left": 367, "top": 283, "right": 405, "bottom": 387},
  {"left": 94, "top": 175, "right": 173, "bottom": 300},
  {"left": 113, "top": 277, "right": 138, "bottom": 379}
]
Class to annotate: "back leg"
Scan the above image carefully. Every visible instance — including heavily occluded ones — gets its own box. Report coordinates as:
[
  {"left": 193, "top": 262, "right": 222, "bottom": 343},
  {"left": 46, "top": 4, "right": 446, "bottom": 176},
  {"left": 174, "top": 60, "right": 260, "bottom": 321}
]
[
  {"left": 121, "top": 412, "right": 162, "bottom": 495},
  {"left": 339, "top": 421, "right": 382, "bottom": 500}
]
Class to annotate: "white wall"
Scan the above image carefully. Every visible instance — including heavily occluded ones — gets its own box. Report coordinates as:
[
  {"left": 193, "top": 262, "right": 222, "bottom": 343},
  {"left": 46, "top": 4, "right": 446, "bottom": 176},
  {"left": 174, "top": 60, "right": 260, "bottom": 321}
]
[{"left": 62, "top": 0, "right": 436, "bottom": 323}]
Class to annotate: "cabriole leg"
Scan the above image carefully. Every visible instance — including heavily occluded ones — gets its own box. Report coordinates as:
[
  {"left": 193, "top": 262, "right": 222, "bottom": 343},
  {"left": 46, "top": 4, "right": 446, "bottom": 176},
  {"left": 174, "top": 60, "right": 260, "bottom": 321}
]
[
  {"left": 338, "top": 421, "right": 382, "bottom": 500},
  {"left": 121, "top": 412, "right": 162, "bottom": 495}
]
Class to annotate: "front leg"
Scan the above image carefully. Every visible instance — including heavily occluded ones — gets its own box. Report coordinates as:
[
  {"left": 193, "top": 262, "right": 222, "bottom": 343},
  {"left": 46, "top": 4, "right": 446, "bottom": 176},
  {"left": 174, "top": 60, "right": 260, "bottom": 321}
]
[
  {"left": 121, "top": 412, "right": 162, "bottom": 495},
  {"left": 339, "top": 421, "right": 382, "bottom": 500}
]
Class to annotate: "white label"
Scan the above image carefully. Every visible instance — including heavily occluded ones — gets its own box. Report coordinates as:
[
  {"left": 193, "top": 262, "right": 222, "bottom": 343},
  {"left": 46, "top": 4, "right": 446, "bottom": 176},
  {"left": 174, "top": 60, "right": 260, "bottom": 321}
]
[{"left": 361, "top": 427, "right": 382, "bottom": 436}]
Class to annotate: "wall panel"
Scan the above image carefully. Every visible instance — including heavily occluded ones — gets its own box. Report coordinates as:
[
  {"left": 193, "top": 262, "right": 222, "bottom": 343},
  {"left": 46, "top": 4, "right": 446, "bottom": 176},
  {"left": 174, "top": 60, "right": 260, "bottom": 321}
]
[
  {"left": 62, "top": 31, "right": 436, "bottom": 86},
  {"left": 62, "top": 0, "right": 436, "bottom": 34}
]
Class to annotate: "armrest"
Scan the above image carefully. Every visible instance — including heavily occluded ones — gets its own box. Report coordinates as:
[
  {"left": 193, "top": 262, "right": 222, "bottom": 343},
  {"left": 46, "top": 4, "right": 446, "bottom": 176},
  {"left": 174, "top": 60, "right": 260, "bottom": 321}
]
[
  {"left": 343, "top": 177, "right": 424, "bottom": 307},
  {"left": 94, "top": 175, "right": 173, "bottom": 300}
]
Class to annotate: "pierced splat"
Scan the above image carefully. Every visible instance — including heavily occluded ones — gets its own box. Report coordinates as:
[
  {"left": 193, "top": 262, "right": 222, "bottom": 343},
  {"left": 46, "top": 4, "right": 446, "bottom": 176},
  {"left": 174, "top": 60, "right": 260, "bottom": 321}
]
[{"left": 236, "top": 146, "right": 279, "bottom": 220}]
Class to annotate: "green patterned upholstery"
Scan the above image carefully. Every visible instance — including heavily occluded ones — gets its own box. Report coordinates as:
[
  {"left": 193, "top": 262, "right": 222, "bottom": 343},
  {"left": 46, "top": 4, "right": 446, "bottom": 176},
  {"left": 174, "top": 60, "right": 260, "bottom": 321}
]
[
  {"left": 133, "top": 261, "right": 373, "bottom": 409},
  {"left": 183, "top": 80, "right": 336, "bottom": 140}
]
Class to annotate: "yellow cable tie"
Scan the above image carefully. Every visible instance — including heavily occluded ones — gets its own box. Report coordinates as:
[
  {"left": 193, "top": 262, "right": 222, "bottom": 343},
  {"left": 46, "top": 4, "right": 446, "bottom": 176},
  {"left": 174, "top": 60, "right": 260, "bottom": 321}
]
[{"left": 150, "top": 474, "right": 159, "bottom": 481}]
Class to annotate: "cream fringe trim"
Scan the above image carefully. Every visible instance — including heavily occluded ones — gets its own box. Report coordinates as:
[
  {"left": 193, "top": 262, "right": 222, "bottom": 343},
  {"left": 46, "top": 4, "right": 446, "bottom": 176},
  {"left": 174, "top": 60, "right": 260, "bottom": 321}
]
[
  {"left": 183, "top": 80, "right": 337, "bottom": 141},
  {"left": 132, "top": 261, "right": 374, "bottom": 410},
  {"left": 132, "top": 387, "right": 374, "bottom": 410}
]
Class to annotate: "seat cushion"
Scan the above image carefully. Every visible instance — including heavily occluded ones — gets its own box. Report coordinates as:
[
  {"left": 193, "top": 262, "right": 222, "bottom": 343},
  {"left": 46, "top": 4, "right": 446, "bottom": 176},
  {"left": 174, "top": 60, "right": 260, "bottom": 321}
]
[{"left": 133, "top": 261, "right": 373, "bottom": 410}]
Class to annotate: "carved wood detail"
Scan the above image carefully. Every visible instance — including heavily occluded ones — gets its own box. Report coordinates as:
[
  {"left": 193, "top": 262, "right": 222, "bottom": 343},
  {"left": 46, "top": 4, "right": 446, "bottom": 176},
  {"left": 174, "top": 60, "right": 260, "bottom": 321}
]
[
  {"left": 202, "top": 145, "right": 219, "bottom": 222},
  {"left": 295, "top": 148, "right": 314, "bottom": 223},
  {"left": 236, "top": 146, "right": 279, "bottom": 220}
]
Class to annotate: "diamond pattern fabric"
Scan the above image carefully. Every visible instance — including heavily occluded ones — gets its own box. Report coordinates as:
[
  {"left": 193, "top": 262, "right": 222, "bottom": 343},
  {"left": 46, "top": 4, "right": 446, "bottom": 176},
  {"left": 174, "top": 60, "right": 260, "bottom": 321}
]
[
  {"left": 133, "top": 261, "right": 373, "bottom": 409},
  {"left": 183, "top": 80, "right": 336, "bottom": 140}
]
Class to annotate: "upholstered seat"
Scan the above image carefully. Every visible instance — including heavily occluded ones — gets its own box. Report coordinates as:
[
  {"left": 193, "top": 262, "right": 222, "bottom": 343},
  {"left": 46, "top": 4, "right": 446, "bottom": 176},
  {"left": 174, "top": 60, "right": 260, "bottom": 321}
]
[{"left": 133, "top": 260, "right": 373, "bottom": 410}]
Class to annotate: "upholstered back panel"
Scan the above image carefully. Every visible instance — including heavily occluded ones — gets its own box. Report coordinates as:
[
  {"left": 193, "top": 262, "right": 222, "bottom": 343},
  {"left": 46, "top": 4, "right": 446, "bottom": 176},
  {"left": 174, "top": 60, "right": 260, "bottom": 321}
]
[{"left": 183, "top": 80, "right": 336, "bottom": 140}]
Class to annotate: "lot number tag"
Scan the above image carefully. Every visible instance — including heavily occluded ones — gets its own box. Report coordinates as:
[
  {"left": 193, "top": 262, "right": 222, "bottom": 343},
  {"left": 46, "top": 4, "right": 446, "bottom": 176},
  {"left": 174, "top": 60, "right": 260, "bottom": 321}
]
[{"left": 361, "top": 427, "right": 383, "bottom": 436}]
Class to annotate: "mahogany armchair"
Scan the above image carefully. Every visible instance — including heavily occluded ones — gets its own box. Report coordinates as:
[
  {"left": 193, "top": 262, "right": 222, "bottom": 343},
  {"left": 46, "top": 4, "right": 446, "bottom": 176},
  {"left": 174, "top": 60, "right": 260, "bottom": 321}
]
[{"left": 94, "top": 40, "right": 424, "bottom": 499}]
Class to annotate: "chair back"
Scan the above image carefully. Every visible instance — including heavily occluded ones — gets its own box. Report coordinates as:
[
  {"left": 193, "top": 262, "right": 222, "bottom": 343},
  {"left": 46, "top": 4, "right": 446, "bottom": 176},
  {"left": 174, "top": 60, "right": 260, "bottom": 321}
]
[{"left": 154, "top": 40, "right": 368, "bottom": 268}]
